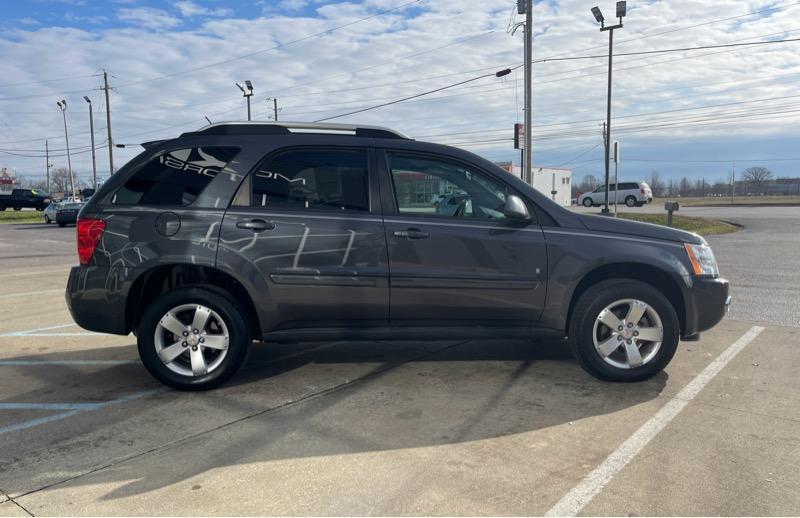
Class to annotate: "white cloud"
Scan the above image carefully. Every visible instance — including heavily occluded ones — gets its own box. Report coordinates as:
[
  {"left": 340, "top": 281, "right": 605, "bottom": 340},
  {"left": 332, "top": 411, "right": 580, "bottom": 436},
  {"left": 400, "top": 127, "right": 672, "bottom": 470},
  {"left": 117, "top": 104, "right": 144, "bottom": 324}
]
[
  {"left": 118, "top": 7, "right": 182, "bottom": 30},
  {"left": 1, "top": 0, "right": 800, "bottom": 184},
  {"left": 174, "top": 1, "right": 234, "bottom": 18}
]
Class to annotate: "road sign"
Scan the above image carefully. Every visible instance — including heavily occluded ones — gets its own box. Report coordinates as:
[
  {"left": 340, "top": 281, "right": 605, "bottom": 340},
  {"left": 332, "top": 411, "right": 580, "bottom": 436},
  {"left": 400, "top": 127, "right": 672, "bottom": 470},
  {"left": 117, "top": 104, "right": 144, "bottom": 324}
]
[{"left": 514, "top": 123, "right": 525, "bottom": 150}]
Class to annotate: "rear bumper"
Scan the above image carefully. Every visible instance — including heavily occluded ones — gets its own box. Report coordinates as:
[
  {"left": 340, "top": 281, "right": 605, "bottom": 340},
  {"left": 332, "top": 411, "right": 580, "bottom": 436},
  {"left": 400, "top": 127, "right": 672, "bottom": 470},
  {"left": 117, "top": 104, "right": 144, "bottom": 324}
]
[
  {"left": 683, "top": 276, "right": 730, "bottom": 337},
  {"left": 66, "top": 266, "right": 131, "bottom": 335}
]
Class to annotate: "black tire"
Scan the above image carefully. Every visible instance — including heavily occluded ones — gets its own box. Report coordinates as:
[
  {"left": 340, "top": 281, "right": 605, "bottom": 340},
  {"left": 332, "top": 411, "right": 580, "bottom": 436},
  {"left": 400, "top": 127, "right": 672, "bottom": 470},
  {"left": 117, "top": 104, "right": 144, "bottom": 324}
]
[
  {"left": 582, "top": 197, "right": 593, "bottom": 207},
  {"left": 625, "top": 196, "right": 637, "bottom": 207},
  {"left": 568, "top": 279, "right": 679, "bottom": 382},
  {"left": 12, "top": 207, "right": 21, "bottom": 211},
  {"left": 0, "top": 205, "right": 5, "bottom": 211},
  {"left": 45, "top": 215, "right": 51, "bottom": 224},
  {"left": 57, "top": 222, "right": 66, "bottom": 227},
  {"left": 137, "top": 287, "right": 251, "bottom": 391}
]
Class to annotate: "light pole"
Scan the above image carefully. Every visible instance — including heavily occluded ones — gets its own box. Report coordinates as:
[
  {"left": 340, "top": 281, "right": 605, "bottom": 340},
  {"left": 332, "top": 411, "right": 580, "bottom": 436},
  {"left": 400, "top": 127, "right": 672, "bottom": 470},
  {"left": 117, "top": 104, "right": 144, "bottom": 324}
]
[
  {"left": 83, "top": 96, "right": 97, "bottom": 190},
  {"left": 591, "top": 1, "right": 626, "bottom": 214},
  {"left": 236, "top": 80, "right": 254, "bottom": 121},
  {"left": 56, "top": 100, "right": 76, "bottom": 200}
]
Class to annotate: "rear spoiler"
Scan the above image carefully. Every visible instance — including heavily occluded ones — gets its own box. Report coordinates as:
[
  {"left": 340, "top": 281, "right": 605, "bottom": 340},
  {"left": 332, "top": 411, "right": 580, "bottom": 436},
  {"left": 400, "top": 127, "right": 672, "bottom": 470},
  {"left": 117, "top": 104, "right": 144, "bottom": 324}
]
[{"left": 140, "top": 139, "right": 167, "bottom": 149}]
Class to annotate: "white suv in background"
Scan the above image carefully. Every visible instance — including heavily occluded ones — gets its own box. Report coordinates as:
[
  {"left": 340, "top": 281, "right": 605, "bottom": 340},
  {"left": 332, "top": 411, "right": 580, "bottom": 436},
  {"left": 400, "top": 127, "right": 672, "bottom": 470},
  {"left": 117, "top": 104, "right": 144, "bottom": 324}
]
[{"left": 579, "top": 182, "right": 653, "bottom": 208}]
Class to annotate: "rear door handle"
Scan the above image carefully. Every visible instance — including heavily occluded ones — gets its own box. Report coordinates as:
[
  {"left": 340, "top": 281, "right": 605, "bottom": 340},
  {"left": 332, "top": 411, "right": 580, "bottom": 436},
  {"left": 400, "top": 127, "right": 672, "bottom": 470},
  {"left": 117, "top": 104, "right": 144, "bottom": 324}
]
[
  {"left": 393, "top": 228, "right": 429, "bottom": 240},
  {"left": 236, "top": 219, "right": 275, "bottom": 232}
]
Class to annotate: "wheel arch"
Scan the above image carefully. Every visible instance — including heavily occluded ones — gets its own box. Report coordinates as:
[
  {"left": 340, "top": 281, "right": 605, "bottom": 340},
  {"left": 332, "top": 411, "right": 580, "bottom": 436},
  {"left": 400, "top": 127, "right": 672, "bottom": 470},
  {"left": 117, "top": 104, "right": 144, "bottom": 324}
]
[
  {"left": 565, "top": 262, "right": 687, "bottom": 336},
  {"left": 125, "top": 264, "right": 261, "bottom": 338}
]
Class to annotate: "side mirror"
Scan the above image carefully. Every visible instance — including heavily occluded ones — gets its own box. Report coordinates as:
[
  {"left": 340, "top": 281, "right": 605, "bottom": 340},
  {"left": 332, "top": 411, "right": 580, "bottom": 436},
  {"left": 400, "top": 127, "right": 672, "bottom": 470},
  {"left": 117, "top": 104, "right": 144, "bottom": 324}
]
[{"left": 503, "top": 194, "right": 531, "bottom": 221}]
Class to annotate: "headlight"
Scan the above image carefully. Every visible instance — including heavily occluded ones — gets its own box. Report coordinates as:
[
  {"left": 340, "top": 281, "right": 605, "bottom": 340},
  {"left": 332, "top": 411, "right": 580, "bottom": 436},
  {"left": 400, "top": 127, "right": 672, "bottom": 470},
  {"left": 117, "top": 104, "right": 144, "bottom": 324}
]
[{"left": 684, "top": 242, "right": 719, "bottom": 276}]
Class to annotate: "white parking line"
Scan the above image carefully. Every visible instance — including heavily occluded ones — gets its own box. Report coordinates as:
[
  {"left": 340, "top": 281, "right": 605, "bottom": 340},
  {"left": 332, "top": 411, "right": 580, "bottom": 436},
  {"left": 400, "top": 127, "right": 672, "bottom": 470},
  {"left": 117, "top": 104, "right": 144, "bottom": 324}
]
[
  {"left": 545, "top": 325, "right": 765, "bottom": 517},
  {"left": 0, "top": 323, "right": 104, "bottom": 337},
  {"left": 0, "top": 288, "right": 63, "bottom": 300},
  {"left": 0, "top": 390, "right": 158, "bottom": 435},
  {"left": 0, "top": 360, "right": 137, "bottom": 366}
]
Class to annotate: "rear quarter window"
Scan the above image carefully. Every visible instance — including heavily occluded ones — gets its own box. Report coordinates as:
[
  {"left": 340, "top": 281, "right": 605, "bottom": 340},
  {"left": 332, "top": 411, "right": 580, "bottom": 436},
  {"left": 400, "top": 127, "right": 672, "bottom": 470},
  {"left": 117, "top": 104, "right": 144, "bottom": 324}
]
[{"left": 112, "top": 146, "right": 239, "bottom": 206}]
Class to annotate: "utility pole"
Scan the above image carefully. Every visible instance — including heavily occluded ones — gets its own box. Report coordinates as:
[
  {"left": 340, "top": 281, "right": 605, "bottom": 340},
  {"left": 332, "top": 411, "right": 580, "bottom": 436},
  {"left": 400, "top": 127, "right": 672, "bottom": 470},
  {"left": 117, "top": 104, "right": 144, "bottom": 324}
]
[
  {"left": 613, "top": 140, "right": 620, "bottom": 217},
  {"left": 522, "top": 0, "right": 533, "bottom": 185},
  {"left": 84, "top": 96, "right": 97, "bottom": 190},
  {"left": 273, "top": 97, "right": 279, "bottom": 121},
  {"left": 45, "top": 140, "right": 52, "bottom": 194},
  {"left": 591, "top": 2, "right": 626, "bottom": 214},
  {"left": 730, "top": 161, "right": 736, "bottom": 204},
  {"left": 56, "top": 100, "right": 75, "bottom": 200},
  {"left": 102, "top": 70, "right": 114, "bottom": 175}
]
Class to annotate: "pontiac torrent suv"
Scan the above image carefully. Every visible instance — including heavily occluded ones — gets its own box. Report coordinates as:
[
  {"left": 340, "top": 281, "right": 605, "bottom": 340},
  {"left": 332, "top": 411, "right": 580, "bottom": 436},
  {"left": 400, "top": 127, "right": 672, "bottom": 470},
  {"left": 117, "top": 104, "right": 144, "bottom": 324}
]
[{"left": 66, "top": 122, "right": 730, "bottom": 390}]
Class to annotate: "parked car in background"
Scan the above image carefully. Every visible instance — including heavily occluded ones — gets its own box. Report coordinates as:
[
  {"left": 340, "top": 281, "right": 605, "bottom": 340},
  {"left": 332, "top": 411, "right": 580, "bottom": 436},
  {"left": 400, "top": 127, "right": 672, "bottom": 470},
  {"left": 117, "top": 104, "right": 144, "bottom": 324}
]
[
  {"left": 579, "top": 182, "right": 653, "bottom": 208},
  {"left": 44, "top": 202, "right": 61, "bottom": 224},
  {"left": 0, "top": 188, "right": 51, "bottom": 211},
  {"left": 55, "top": 202, "right": 84, "bottom": 227},
  {"left": 65, "top": 122, "right": 729, "bottom": 390}
]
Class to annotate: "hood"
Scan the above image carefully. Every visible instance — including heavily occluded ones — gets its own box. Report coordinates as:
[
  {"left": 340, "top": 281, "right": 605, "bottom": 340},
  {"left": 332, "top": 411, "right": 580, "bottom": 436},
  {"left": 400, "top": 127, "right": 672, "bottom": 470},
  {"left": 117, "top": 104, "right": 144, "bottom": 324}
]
[{"left": 579, "top": 214, "right": 704, "bottom": 244}]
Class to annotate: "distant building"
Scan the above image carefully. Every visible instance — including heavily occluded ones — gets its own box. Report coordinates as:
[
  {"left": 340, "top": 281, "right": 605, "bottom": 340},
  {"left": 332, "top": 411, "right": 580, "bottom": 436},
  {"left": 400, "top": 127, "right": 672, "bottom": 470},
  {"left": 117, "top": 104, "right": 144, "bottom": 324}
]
[{"left": 495, "top": 162, "right": 572, "bottom": 206}]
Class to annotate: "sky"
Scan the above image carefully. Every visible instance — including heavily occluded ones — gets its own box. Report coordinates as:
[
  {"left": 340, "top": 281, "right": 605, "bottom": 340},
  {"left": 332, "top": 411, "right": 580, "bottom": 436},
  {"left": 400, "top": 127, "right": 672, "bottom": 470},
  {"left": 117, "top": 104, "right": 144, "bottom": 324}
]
[{"left": 1, "top": 0, "right": 800, "bottom": 187}]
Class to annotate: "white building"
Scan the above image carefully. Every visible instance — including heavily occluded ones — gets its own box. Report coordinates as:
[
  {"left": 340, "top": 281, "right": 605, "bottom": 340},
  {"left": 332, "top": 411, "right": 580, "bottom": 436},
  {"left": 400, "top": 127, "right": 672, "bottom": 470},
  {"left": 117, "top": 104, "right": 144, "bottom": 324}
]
[{"left": 495, "top": 162, "right": 572, "bottom": 206}]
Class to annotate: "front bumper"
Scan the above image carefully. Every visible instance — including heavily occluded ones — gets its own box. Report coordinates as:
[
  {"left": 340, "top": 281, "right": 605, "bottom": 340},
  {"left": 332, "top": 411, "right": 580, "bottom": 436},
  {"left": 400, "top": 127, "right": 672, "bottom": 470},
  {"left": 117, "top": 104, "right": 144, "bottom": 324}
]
[{"left": 684, "top": 276, "right": 730, "bottom": 336}]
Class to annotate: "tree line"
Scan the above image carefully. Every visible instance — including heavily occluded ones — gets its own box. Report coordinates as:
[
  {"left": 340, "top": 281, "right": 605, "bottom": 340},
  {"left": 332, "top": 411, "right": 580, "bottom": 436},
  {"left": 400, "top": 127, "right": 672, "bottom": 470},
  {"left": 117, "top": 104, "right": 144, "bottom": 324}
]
[{"left": 573, "top": 167, "right": 800, "bottom": 197}]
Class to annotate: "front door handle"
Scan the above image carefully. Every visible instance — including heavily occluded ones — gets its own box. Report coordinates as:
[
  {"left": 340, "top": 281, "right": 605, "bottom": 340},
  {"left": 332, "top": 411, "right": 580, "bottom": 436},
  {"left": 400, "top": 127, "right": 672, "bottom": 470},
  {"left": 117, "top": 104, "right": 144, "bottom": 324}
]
[
  {"left": 393, "top": 228, "right": 429, "bottom": 240},
  {"left": 236, "top": 219, "right": 275, "bottom": 232}
]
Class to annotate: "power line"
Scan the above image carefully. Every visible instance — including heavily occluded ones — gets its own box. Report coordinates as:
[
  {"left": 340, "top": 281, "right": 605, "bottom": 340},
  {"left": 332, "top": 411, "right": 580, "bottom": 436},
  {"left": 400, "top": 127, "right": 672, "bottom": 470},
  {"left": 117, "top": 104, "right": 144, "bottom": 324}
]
[{"left": 314, "top": 67, "right": 516, "bottom": 122}]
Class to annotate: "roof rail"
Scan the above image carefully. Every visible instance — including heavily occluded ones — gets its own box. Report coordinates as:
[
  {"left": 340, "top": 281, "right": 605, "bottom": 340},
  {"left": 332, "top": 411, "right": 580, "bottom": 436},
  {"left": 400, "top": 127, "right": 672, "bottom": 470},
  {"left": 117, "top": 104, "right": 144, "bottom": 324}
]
[{"left": 180, "top": 121, "right": 410, "bottom": 140}]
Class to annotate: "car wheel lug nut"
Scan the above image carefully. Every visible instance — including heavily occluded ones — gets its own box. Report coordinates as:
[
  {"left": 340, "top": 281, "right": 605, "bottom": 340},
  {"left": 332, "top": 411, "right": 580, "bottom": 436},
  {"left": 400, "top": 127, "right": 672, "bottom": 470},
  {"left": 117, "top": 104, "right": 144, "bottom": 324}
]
[
  {"left": 183, "top": 331, "right": 188, "bottom": 336},
  {"left": 182, "top": 342, "right": 187, "bottom": 347},
  {"left": 626, "top": 339, "right": 632, "bottom": 344},
  {"left": 618, "top": 326, "right": 623, "bottom": 331}
]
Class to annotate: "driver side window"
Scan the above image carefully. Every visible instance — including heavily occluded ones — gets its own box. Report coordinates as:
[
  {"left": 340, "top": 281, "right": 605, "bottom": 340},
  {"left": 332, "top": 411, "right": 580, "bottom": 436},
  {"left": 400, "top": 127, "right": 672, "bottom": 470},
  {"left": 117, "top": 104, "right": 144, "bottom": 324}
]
[{"left": 388, "top": 153, "right": 507, "bottom": 221}]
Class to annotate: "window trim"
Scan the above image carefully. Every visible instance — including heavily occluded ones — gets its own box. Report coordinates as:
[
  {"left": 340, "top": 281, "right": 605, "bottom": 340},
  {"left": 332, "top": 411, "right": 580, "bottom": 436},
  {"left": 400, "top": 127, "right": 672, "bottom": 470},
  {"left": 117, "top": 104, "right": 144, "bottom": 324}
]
[
  {"left": 379, "top": 149, "right": 536, "bottom": 226},
  {"left": 110, "top": 145, "right": 241, "bottom": 208},
  {"left": 231, "top": 145, "right": 377, "bottom": 215}
]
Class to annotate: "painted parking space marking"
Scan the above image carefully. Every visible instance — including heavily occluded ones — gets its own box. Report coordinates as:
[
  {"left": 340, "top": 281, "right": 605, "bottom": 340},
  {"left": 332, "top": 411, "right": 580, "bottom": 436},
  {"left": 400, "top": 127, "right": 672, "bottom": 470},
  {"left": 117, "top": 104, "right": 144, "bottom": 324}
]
[
  {"left": 545, "top": 325, "right": 765, "bottom": 517},
  {"left": 0, "top": 359, "right": 137, "bottom": 366},
  {"left": 0, "top": 390, "right": 158, "bottom": 436},
  {"left": 0, "top": 288, "right": 63, "bottom": 300},
  {"left": 0, "top": 323, "right": 105, "bottom": 337}
]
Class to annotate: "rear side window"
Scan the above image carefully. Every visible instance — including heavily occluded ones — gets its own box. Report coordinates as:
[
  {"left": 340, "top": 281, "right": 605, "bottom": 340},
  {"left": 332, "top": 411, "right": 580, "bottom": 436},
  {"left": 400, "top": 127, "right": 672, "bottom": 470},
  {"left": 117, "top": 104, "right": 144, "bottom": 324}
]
[
  {"left": 251, "top": 149, "right": 369, "bottom": 212},
  {"left": 113, "top": 147, "right": 239, "bottom": 206},
  {"left": 621, "top": 182, "right": 639, "bottom": 190}
]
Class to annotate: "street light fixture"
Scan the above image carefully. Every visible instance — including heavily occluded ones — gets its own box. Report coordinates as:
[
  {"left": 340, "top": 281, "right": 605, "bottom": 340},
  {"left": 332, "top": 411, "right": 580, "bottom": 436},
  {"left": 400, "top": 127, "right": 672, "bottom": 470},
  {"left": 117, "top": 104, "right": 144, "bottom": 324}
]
[
  {"left": 591, "top": 1, "right": 626, "bottom": 214},
  {"left": 56, "top": 100, "right": 76, "bottom": 201},
  {"left": 83, "top": 96, "right": 97, "bottom": 190},
  {"left": 236, "top": 80, "right": 254, "bottom": 121}
]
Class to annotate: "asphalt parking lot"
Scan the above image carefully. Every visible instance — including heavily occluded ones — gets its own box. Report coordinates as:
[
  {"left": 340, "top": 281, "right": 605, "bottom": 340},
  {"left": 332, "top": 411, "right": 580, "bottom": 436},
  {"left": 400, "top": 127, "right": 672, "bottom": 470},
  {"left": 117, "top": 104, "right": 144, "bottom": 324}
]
[{"left": 1, "top": 207, "right": 798, "bottom": 516}]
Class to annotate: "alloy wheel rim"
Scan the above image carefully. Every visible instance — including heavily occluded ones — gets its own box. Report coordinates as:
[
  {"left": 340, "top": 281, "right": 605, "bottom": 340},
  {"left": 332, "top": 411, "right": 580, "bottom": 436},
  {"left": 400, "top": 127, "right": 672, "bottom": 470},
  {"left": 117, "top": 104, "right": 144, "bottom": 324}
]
[
  {"left": 154, "top": 303, "right": 230, "bottom": 377},
  {"left": 592, "top": 298, "right": 663, "bottom": 369}
]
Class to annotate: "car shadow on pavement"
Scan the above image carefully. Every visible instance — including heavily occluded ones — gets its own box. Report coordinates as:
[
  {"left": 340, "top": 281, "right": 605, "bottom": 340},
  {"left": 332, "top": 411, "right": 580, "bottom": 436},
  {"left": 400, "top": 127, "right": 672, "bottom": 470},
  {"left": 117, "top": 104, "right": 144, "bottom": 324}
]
[{"left": 1, "top": 338, "right": 667, "bottom": 502}]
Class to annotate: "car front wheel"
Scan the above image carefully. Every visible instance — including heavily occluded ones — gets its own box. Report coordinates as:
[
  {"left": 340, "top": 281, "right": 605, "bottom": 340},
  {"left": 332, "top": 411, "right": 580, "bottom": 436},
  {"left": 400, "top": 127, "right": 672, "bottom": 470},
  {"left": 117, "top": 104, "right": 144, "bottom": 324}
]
[
  {"left": 568, "top": 279, "right": 679, "bottom": 382},
  {"left": 137, "top": 287, "right": 251, "bottom": 390},
  {"left": 582, "top": 197, "right": 593, "bottom": 207}
]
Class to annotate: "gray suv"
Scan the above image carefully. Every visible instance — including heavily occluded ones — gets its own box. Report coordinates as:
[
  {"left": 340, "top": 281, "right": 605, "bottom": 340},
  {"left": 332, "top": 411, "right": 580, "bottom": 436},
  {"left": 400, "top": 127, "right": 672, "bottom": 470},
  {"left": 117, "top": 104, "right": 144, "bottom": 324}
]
[{"left": 66, "top": 122, "right": 730, "bottom": 390}]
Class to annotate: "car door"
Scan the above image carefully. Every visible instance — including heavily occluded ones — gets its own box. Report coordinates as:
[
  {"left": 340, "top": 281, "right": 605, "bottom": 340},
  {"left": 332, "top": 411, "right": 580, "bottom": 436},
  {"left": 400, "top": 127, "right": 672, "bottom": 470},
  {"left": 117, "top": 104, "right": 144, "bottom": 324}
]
[
  {"left": 217, "top": 147, "right": 389, "bottom": 332},
  {"left": 379, "top": 150, "right": 547, "bottom": 325}
]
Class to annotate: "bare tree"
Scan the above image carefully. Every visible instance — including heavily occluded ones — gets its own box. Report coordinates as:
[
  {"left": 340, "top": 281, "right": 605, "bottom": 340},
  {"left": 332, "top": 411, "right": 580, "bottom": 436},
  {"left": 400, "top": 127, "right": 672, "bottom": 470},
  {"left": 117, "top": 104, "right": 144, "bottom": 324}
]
[
  {"left": 742, "top": 167, "right": 773, "bottom": 192},
  {"left": 646, "top": 171, "right": 664, "bottom": 197},
  {"left": 579, "top": 174, "right": 599, "bottom": 193},
  {"left": 679, "top": 177, "right": 691, "bottom": 197},
  {"left": 49, "top": 167, "right": 73, "bottom": 194}
]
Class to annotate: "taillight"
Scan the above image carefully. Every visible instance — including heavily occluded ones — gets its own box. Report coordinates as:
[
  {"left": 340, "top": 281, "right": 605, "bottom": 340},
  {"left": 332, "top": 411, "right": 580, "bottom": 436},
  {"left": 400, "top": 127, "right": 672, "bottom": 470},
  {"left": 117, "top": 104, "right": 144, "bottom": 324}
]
[
  {"left": 641, "top": 188, "right": 645, "bottom": 194},
  {"left": 77, "top": 218, "right": 106, "bottom": 266}
]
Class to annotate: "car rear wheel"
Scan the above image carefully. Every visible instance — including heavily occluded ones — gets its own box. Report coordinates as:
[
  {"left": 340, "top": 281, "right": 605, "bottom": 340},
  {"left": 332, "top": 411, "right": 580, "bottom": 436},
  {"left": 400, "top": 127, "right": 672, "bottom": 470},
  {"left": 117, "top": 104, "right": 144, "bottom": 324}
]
[
  {"left": 57, "top": 222, "right": 65, "bottom": 227},
  {"left": 582, "top": 197, "right": 593, "bottom": 207},
  {"left": 13, "top": 207, "right": 21, "bottom": 211},
  {"left": 568, "top": 279, "right": 679, "bottom": 382},
  {"left": 625, "top": 196, "right": 637, "bottom": 207},
  {"left": 137, "top": 287, "right": 251, "bottom": 391}
]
